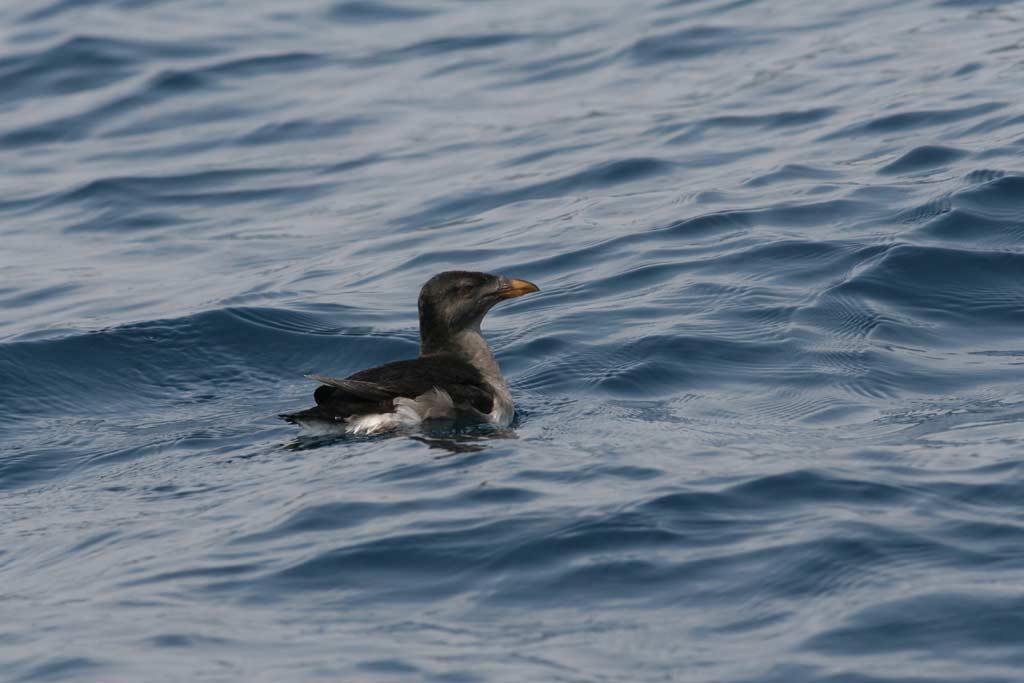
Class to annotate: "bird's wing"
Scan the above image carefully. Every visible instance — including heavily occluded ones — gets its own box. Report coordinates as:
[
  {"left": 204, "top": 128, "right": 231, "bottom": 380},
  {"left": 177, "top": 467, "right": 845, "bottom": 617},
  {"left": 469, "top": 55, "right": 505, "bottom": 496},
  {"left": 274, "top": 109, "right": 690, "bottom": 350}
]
[
  {"left": 304, "top": 375, "right": 394, "bottom": 401},
  {"left": 309, "top": 355, "right": 494, "bottom": 415}
]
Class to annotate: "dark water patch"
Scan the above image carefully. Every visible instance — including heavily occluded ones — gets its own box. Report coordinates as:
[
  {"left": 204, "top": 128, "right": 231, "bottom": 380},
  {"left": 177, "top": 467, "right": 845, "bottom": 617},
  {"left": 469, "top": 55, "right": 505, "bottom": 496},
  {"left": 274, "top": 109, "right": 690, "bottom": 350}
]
[
  {"left": 422, "top": 57, "right": 500, "bottom": 79},
  {"left": 928, "top": 478, "right": 1024, "bottom": 510},
  {"left": 796, "top": 289, "right": 894, "bottom": 343},
  {"left": 936, "top": 0, "right": 1016, "bottom": 6},
  {"left": 201, "top": 51, "right": 327, "bottom": 79},
  {"left": 730, "top": 469, "right": 911, "bottom": 506},
  {"left": 954, "top": 61, "right": 983, "bottom": 76},
  {"left": 487, "top": 557, "right": 682, "bottom": 606},
  {"left": 0, "top": 85, "right": 180, "bottom": 148},
  {"left": 963, "top": 168, "right": 1005, "bottom": 184},
  {"left": 505, "top": 236, "right": 641, "bottom": 281},
  {"left": 65, "top": 529, "right": 120, "bottom": 556},
  {"left": 0, "top": 70, "right": 212, "bottom": 147},
  {"left": 318, "top": 153, "right": 383, "bottom": 176},
  {"left": 755, "top": 666, "right": 1013, "bottom": 683},
  {"left": 223, "top": 306, "right": 378, "bottom": 336},
  {"left": 680, "top": 0, "right": 767, "bottom": 20},
  {"left": 823, "top": 51, "right": 899, "bottom": 70},
  {"left": 0, "top": 35, "right": 215, "bottom": 102},
  {"left": 46, "top": 168, "right": 333, "bottom": 211},
  {"left": 661, "top": 209, "right": 754, "bottom": 238},
  {"left": 387, "top": 248, "right": 512, "bottom": 272},
  {"left": 879, "top": 145, "right": 969, "bottom": 174},
  {"left": 234, "top": 485, "right": 539, "bottom": 545},
  {"left": 483, "top": 519, "right": 970, "bottom": 608},
  {"left": 953, "top": 174, "right": 1024, "bottom": 219},
  {"left": 744, "top": 164, "right": 841, "bottom": 187},
  {"left": 145, "top": 68, "right": 209, "bottom": 93},
  {"left": 357, "top": 659, "right": 421, "bottom": 675},
  {"left": 639, "top": 470, "right": 911, "bottom": 520},
  {"left": 366, "top": 33, "right": 531, "bottom": 66},
  {"left": 0, "top": 282, "right": 81, "bottom": 309},
  {"left": 557, "top": 262, "right": 691, "bottom": 305},
  {"left": 0, "top": 51, "right": 325, "bottom": 148},
  {"left": 21, "top": 0, "right": 165, "bottom": 23},
  {"left": 660, "top": 114, "right": 812, "bottom": 146},
  {"left": 894, "top": 195, "right": 952, "bottom": 225},
  {"left": 700, "top": 107, "right": 836, "bottom": 130},
  {"left": 63, "top": 208, "right": 182, "bottom": 233},
  {"left": 237, "top": 116, "right": 369, "bottom": 146},
  {"left": 399, "top": 157, "right": 674, "bottom": 228},
  {"left": 833, "top": 244, "right": 1024, "bottom": 336},
  {"left": 805, "top": 592, "right": 1024, "bottom": 657},
  {"left": 0, "top": 306, "right": 411, "bottom": 420},
  {"left": 104, "top": 103, "right": 255, "bottom": 139},
  {"left": 583, "top": 334, "right": 799, "bottom": 395},
  {"left": 628, "top": 25, "right": 771, "bottom": 64},
  {"left": 958, "top": 111, "right": 1024, "bottom": 137},
  {"left": 821, "top": 102, "right": 1005, "bottom": 139},
  {"left": 146, "top": 632, "right": 234, "bottom": 649},
  {"left": 1, "top": 117, "right": 91, "bottom": 148},
  {"left": 916, "top": 207, "right": 1024, "bottom": 245},
  {"left": 495, "top": 49, "right": 615, "bottom": 86},
  {"left": 474, "top": 511, "right": 708, "bottom": 581},
  {"left": 9, "top": 656, "right": 106, "bottom": 683},
  {"left": 938, "top": 519, "right": 1024, "bottom": 552},
  {"left": 756, "top": 198, "right": 875, "bottom": 227},
  {"left": 327, "top": 0, "right": 437, "bottom": 23},
  {"left": 265, "top": 516, "right": 539, "bottom": 594},
  {"left": 122, "top": 562, "right": 265, "bottom": 589},
  {"left": 704, "top": 239, "right": 878, "bottom": 286},
  {"left": 503, "top": 142, "right": 600, "bottom": 167}
]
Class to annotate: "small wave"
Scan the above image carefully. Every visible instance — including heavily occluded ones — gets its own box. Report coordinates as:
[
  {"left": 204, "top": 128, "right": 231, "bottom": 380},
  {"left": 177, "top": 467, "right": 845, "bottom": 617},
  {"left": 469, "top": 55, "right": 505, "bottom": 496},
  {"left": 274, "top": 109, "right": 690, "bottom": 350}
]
[
  {"left": 917, "top": 207, "right": 1024, "bottom": 245},
  {"left": 327, "top": 1, "right": 437, "bottom": 23},
  {"left": 954, "top": 174, "right": 1024, "bottom": 219},
  {"left": 833, "top": 244, "right": 1024, "bottom": 337},
  {"left": 879, "top": 145, "right": 969, "bottom": 174},
  {"left": 744, "top": 164, "right": 841, "bottom": 188},
  {"left": 398, "top": 157, "right": 674, "bottom": 228},
  {"left": 0, "top": 306, "right": 411, "bottom": 417},
  {"left": 5, "top": 656, "right": 106, "bottom": 683},
  {"left": 0, "top": 35, "right": 216, "bottom": 103},
  {"left": 628, "top": 25, "right": 772, "bottom": 64},
  {"left": 805, "top": 592, "right": 1024, "bottom": 659},
  {"left": 821, "top": 102, "right": 1006, "bottom": 140}
]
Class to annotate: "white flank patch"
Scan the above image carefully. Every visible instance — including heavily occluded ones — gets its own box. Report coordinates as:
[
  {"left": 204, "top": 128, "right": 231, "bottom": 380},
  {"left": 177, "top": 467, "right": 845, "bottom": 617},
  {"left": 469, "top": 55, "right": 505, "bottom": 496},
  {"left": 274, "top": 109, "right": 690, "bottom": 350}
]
[{"left": 345, "top": 387, "right": 456, "bottom": 435}]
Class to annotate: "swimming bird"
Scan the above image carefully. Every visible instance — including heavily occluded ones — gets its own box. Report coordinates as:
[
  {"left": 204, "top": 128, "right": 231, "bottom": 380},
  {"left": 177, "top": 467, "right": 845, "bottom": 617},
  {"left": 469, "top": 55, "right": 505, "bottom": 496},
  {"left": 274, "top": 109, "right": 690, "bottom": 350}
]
[{"left": 281, "top": 271, "right": 539, "bottom": 434}]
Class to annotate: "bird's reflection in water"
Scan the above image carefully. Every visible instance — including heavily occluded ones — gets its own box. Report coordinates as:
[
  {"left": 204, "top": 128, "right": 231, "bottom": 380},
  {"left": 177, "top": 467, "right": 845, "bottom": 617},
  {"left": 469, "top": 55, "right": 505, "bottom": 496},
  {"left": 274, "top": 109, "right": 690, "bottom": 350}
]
[
  {"left": 411, "top": 425, "right": 517, "bottom": 457},
  {"left": 284, "top": 432, "right": 351, "bottom": 452},
  {"left": 283, "top": 422, "right": 517, "bottom": 456}
]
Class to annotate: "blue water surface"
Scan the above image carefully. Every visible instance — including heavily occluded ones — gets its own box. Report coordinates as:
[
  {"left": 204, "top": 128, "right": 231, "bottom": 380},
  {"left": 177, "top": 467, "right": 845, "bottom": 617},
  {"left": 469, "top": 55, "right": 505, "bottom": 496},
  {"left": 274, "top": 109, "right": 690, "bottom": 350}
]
[{"left": 2, "top": 0, "right": 1024, "bottom": 681}]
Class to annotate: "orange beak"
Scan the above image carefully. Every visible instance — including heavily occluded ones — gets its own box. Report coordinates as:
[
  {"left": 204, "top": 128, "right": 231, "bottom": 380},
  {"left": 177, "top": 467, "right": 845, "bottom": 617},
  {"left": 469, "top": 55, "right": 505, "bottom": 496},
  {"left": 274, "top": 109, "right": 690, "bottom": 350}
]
[{"left": 497, "top": 278, "right": 540, "bottom": 299}]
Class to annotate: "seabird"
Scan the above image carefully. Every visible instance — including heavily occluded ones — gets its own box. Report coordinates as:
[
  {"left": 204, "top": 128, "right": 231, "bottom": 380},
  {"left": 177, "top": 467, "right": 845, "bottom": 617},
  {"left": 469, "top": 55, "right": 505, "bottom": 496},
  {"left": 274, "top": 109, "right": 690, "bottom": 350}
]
[{"left": 281, "top": 270, "right": 539, "bottom": 435}]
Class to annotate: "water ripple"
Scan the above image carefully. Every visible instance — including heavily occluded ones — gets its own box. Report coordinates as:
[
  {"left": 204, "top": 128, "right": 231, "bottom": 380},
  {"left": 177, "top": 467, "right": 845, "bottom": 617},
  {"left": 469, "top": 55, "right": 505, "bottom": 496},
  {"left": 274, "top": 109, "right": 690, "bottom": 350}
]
[{"left": 4, "top": 0, "right": 1024, "bottom": 681}]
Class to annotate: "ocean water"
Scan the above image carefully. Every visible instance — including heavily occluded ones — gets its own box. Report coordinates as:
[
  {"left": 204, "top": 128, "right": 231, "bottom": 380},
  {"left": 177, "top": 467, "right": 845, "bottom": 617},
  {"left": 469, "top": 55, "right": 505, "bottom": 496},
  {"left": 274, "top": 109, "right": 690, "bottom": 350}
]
[{"left": 2, "top": 0, "right": 1024, "bottom": 680}]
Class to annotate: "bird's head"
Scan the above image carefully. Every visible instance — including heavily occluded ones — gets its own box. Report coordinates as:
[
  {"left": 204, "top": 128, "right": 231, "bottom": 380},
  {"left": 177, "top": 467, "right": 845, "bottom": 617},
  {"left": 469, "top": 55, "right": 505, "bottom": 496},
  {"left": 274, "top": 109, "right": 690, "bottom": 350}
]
[{"left": 418, "top": 270, "right": 539, "bottom": 351}]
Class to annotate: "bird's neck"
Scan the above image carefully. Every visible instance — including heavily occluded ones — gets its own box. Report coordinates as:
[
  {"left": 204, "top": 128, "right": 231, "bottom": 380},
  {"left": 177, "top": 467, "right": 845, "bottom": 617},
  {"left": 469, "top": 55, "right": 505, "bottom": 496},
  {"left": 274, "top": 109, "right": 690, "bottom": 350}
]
[{"left": 421, "top": 327, "right": 505, "bottom": 384}]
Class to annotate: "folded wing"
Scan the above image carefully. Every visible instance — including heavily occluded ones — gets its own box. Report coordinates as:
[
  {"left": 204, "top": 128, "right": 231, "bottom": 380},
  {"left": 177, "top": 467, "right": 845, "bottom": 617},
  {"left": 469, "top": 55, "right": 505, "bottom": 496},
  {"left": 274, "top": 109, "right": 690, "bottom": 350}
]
[{"left": 281, "top": 354, "right": 494, "bottom": 426}]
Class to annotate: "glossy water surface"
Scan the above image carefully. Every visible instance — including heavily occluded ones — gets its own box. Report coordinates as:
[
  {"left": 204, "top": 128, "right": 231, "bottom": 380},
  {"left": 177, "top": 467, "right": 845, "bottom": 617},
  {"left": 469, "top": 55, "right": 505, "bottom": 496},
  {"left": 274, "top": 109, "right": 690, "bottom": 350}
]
[{"left": 3, "top": 1, "right": 1024, "bottom": 681}]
